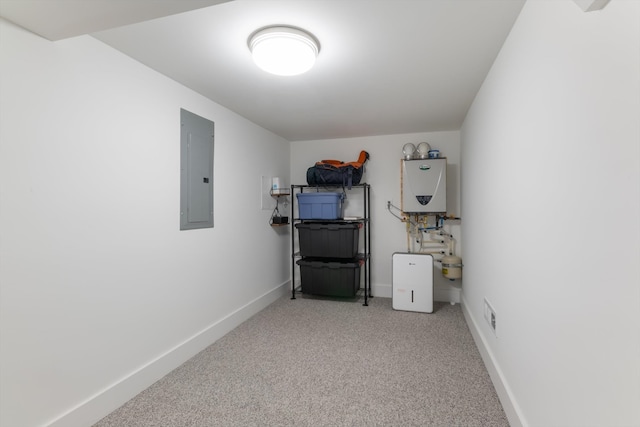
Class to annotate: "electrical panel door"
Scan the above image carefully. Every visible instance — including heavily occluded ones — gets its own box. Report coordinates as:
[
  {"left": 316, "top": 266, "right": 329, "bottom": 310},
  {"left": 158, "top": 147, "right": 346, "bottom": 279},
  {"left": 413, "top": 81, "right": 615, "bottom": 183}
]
[{"left": 180, "top": 109, "right": 214, "bottom": 230}]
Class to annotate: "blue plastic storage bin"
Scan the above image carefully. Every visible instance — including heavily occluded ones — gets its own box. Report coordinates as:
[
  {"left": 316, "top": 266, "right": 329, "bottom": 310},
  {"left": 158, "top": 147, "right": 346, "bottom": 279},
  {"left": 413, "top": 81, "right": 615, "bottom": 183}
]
[{"left": 296, "top": 192, "right": 343, "bottom": 220}]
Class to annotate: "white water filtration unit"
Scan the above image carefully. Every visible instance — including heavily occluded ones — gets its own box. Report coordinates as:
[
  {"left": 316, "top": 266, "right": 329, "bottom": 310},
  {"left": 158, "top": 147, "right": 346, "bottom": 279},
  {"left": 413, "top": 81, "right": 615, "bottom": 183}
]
[
  {"left": 402, "top": 159, "right": 447, "bottom": 213},
  {"left": 392, "top": 253, "right": 434, "bottom": 313}
]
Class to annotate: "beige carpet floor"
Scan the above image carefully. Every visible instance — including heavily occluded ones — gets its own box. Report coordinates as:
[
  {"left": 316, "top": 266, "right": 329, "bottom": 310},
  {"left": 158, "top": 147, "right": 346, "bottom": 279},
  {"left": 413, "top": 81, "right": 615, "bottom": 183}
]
[{"left": 94, "top": 294, "right": 508, "bottom": 426}]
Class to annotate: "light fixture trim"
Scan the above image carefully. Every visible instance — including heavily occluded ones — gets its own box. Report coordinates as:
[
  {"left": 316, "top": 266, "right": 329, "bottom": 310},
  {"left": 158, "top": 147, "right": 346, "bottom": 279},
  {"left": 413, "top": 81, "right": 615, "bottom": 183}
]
[{"left": 248, "top": 25, "right": 320, "bottom": 76}]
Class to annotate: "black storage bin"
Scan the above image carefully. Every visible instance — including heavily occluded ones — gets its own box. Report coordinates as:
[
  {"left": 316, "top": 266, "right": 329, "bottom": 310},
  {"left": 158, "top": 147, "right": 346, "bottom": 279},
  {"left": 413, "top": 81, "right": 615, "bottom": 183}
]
[
  {"left": 295, "top": 221, "right": 361, "bottom": 259},
  {"left": 296, "top": 258, "right": 363, "bottom": 297}
]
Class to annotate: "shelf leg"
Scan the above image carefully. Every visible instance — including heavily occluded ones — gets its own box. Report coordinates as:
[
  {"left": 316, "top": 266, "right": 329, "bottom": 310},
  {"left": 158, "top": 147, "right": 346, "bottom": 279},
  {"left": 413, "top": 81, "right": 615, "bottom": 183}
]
[
  {"left": 291, "top": 184, "right": 296, "bottom": 300},
  {"left": 363, "top": 273, "right": 368, "bottom": 306}
]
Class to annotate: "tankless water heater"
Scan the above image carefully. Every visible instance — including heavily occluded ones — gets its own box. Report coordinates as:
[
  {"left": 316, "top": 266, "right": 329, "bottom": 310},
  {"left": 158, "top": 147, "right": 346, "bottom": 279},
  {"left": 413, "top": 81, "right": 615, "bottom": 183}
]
[{"left": 402, "top": 159, "right": 447, "bottom": 213}]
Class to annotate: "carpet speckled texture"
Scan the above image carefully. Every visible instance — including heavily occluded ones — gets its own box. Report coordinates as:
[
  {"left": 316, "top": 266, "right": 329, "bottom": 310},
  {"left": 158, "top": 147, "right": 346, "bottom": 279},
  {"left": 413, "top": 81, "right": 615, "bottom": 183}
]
[{"left": 94, "top": 295, "right": 508, "bottom": 426}]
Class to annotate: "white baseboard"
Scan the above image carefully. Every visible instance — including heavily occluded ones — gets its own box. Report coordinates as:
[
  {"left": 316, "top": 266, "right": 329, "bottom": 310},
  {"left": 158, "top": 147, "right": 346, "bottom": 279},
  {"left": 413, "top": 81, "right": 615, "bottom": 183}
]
[
  {"left": 46, "top": 282, "right": 290, "bottom": 427},
  {"left": 434, "top": 281, "right": 461, "bottom": 304},
  {"left": 461, "top": 294, "right": 526, "bottom": 427},
  {"left": 372, "top": 283, "right": 461, "bottom": 304},
  {"left": 372, "top": 283, "right": 392, "bottom": 298}
]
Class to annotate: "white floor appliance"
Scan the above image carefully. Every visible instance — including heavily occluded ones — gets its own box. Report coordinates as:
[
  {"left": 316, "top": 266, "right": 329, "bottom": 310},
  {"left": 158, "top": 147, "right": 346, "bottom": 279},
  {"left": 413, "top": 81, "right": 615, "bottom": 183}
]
[{"left": 392, "top": 253, "right": 434, "bottom": 313}]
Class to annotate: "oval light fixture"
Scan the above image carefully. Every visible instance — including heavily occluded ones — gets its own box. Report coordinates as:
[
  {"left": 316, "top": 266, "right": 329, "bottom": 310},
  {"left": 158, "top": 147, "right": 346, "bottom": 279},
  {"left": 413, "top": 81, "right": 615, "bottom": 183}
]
[{"left": 248, "top": 25, "right": 320, "bottom": 76}]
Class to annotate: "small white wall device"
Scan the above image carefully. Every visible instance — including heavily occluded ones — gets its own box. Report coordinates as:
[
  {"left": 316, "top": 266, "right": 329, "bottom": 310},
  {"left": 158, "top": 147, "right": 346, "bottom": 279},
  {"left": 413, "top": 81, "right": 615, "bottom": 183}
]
[
  {"left": 392, "top": 253, "right": 434, "bottom": 313},
  {"left": 401, "top": 159, "right": 447, "bottom": 213}
]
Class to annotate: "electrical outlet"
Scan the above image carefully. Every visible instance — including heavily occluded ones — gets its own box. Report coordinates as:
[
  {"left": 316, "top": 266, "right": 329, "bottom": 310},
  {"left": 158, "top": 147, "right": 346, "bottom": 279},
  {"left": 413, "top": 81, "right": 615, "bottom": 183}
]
[{"left": 484, "top": 298, "right": 497, "bottom": 336}]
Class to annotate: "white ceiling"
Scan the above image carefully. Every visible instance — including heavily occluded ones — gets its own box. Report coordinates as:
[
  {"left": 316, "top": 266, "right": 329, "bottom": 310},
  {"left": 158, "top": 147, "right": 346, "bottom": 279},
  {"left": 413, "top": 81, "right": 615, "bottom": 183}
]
[
  {"left": 0, "top": 0, "right": 231, "bottom": 40},
  {"left": 0, "top": 0, "right": 526, "bottom": 141}
]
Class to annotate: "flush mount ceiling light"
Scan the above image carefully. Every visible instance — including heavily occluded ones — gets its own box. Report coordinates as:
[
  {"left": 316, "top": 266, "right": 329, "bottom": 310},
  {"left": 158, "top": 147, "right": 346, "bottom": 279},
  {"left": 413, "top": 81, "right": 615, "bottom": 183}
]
[{"left": 248, "top": 25, "right": 320, "bottom": 76}]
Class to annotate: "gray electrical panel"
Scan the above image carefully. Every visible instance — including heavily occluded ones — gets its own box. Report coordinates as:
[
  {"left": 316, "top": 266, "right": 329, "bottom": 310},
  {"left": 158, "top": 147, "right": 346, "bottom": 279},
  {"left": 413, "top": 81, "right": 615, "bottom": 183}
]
[
  {"left": 180, "top": 109, "right": 214, "bottom": 230},
  {"left": 402, "top": 159, "right": 447, "bottom": 213}
]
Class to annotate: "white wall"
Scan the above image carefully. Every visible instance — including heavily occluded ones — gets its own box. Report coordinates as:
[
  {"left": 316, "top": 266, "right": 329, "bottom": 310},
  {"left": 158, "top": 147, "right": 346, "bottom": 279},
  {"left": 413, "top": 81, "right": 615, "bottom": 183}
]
[
  {"left": 460, "top": 0, "right": 640, "bottom": 426},
  {"left": 291, "top": 131, "right": 462, "bottom": 301},
  {"left": 0, "top": 20, "right": 291, "bottom": 427}
]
